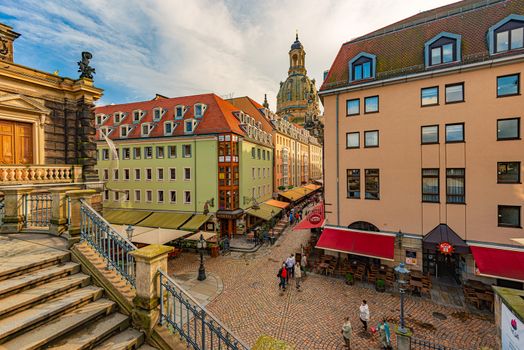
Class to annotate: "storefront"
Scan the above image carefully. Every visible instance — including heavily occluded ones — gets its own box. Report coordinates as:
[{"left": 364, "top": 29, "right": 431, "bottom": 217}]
[
  {"left": 469, "top": 244, "right": 524, "bottom": 290},
  {"left": 216, "top": 209, "right": 244, "bottom": 238}
]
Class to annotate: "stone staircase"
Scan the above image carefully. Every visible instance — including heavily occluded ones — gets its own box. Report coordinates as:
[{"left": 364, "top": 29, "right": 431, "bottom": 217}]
[{"left": 0, "top": 235, "right": 154, "bottom": 350}]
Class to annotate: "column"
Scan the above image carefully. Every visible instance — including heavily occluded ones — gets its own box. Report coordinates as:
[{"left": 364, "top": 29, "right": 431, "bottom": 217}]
[
  {"left": 65, "top": 189, "right": 96, "bottom": 246},
  {"left": 129, "top": 244, "right": 173, "bottom": 335},
  {"left": 0, "top": 187, "right": 32, "bottom": 233}
]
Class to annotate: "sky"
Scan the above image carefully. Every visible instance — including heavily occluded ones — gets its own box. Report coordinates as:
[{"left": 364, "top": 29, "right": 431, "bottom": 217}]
[{"left": 0, "top": 0, "right": 457, "bottom": 108}]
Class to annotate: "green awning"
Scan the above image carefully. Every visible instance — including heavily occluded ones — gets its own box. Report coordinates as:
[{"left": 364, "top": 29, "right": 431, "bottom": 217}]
[
  {"left": 138, "top": 212, "right": 192, "bottom": 229},
  {"left": 246, "top": 203, "right": 282, "bottom": 221},
  {"left": 180, "top": 214, "right": 211, "bottom": 232},
  {"left": 103, "top": 210, "right": 151, "bottom": 225}
]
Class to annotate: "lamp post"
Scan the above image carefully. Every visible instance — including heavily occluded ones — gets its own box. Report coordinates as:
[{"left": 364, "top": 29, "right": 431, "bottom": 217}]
[
  {"left": 394, "top": 262, "right": 410, "bottom": 334},
  {"left": 197, "top": 234, "right": 207, "bottom": 281},
  {"left": 125, "top": 224, "right": 134, "bottom": 241}
]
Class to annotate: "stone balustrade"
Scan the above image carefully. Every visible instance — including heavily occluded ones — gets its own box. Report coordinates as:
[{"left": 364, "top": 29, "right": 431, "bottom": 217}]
[{"left": 0, "top": 164, "right": 82, "bottom": 185}]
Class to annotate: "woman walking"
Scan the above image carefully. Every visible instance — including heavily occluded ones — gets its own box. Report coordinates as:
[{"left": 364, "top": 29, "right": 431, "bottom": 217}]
[
  {"left": 377, "top": 318, "right": 391, "bottom": 349},
  {"left": 277, "top": 263, "right": 287, "bottom": 292},
  {"left": 294, "top": 262, "right": 302, "bottom": 290},
  {"left": 341, "top": 317, "right": 352, "bottom": 349},
  {"left": 359, "top": 300, "right": 370, "bottom": 331}
]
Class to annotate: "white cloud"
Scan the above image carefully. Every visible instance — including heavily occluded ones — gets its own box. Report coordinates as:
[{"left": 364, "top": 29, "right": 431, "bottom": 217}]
[{"left": 0, "top": 0, "right": 456, "bottom": 107}]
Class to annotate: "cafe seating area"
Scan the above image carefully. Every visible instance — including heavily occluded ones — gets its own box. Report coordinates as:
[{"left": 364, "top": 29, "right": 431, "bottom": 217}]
[
  {"left": 463, "top": 279, "right": 494, "bottom": 311},
  {"left": 407, "top": 270, "right": 432, "bottom": 297}
]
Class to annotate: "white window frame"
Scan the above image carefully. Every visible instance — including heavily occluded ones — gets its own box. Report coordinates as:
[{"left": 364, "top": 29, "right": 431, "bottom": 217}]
[
  {"left": 133, "top": 147, "right": 141, "bottom": 159},
  {"left": 141, "top": 123, "right": 152, "bottom": 137},
  {"left": 184, "top": 190, "right": 192, "bottom": 204},
  {"left": 134, "top": 168, "right": 141, "bottom": 181},
  {"left": 175, "top": 105, "right": 186, "bottom": 120},
  {"left": 157, "top": 167, "right": 164, "bottom": 181},
  {"left": 96, "top": 114, "right": 108, "bottom": 126},
  {"left": 104, "top": 189, "right": 109, "bottom": 201},
  {"left": 103, "top": 168, "right": 109, "bottom": 181},
  {"left": 102, "top": 149, "right": 109, "bottom": 160},
  {"left": 146, "top": 190, "right": 153, "bottom": 203},
  {"left": 170, "top": 190, "right": 177, "bottom": 203},
  {"left": 120, "top": 125, "right": 131, "bottom": 138},
  {"left": 153, "top": 107, "right": 164, "bottom": 122},
  {"left": 145, "top": 147, "right": 153, "bottom": 159},
  {"left": 122, "top": 147, "right": 131, "bottom": 160},
  {"left": 99, "top": 126, "right": 113, "bottom": 140},
  {"left": 157, "top": 190, "right": 165, "bottom": 203},
  {"left": 133, "top": 110, "right": 144, "bottom": 123},
  {"left": 194, "top": 103, "right": 207, "bottom": 118},
  {"left": 123, "top": 190, "right": 130, "bottom": 202},
  {"left": 164, "top": 121, "right": 174, "bottom": 136},
  {"left": 114, "top": 191, "right": 120, "bottom": 202},
  {"left": 169, "top": 167, "right": 177, "bottom": 181},
  {"left": 113, "top": 169, "right": 119, "bottom": 181},
  {"left": 184, "top": 119, "right": 197, "bottom": 134},
  {"left": 134, "top": 189, "right": 141, "bottom": 202},
  {"left": 114, "top": 112, "right": 125, "bottom": 124},
  {"left": 145, "top": 168, "right": 152, "bottom": 181},
  {"left": 168, "top": 145, "right": 177, "bottom": 158},
  {"left": 182, "top": 144, "right": 192, "bottom": 158},
  {"left": 123, "top": 168, "right": 130, "bottom": 181},
  {"left": 184, "top": 167, "right": 191, "bottom": 181}
]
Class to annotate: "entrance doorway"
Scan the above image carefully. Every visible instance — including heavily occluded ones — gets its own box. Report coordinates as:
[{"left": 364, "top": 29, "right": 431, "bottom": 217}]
[
  {"left": 0, "top": 120, "right": 33, "bottom": 164},
  {"left": 423, "top": 250, "right": 461, "bottom": 285}
]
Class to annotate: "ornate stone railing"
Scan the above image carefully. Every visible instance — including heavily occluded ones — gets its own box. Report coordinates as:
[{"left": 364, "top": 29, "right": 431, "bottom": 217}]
[{"left": 0, "top": 165, "right": 82, "bottom": 185}]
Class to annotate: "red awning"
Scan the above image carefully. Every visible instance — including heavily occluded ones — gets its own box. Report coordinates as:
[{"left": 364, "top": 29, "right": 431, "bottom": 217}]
[
  {"left": 470, "top": 245, "right": 524, "bottom": 282},
  {"left": 293, "top": 202, "right": 324, "bottom": 230},
  {"left": 316, "top": 227, "right": 396, "bottom": 260}
]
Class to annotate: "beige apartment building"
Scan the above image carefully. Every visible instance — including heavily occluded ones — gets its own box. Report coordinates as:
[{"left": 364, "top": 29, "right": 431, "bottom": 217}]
[{"left": 320, "top": 0, "right": 524, "bottom": 288}]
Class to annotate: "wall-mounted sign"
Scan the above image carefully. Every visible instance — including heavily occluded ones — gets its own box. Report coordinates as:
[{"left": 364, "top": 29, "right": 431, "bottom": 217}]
[
  {"left": 309, "top": 213, "right": 322, "bottom": 225},
  {"left": 437, "top": 242, "right": 454, "bottom": 255},
  {"left": 405, "top": 250, "right": 417, "bottom": 265},
  {"left": 502, "top": 303, "right": 524, "bottom": 349}
]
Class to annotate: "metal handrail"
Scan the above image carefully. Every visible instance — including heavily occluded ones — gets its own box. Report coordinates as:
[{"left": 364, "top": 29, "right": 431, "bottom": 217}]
[
  {"left": 158, "top": 268, "right": 250, "bottom": 350},
  {"left": 23, "top": 192, "right": 52, "bottom": 229},
  {"left": 79, "top": 198, "right": 137, "bottom": 286}
]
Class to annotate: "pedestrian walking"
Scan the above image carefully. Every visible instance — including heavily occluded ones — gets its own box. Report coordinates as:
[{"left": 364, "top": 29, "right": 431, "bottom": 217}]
[
  {"left": 377, "top": 319, "right": 391, "bottom": 349},
  {"left": 285, "top": 254, "right": 295, "bottom": 281},
  {"left": 341, "top": 317, "right": 352, "bottom": 349},
  {"left": 359, "top": 300, "right": 370, "bottom": 331},
  {"left": 301, "top": 254, "right": 308, "bottom": 276},
  {"left": 294, "top": 262, "right": 302, "bottom": 290},
  {"left": 289, "top": 212, "right": 294, "bottom": 225},
  {"left": 277, "top": 263, "right": 287, "bottom": 291}
]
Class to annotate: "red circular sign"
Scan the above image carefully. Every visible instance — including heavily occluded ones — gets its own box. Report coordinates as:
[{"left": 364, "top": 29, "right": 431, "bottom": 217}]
[
  {"left": 438, "top": 242, "right": 454, "bottom": 255},
  {"left": 309, "top": 213, "right": 322, "bottom": 224}
]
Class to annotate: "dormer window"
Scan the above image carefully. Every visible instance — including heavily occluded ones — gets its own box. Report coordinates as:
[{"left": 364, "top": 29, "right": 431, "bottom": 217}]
[
  {"left": 114, "top": 112, "right": 125, "bottom": 124},
  {"left": 348, "top": 53, "right": 376, "bottom": 82},
  {"left": 488, "top": 15, "right": 524, "bottom": 55},
  {"left": 164, "top": 121, "right": 174, "bottom": 135},
  {"left": 153, "top": 107, "right": 164, "bottom": 122},
  {"left": 175, "top": 105, "right": 186, "bottom": 120},
  {"left": 120, "top": 125, "right": 132, "bottom": 138},
  {"left": 99, "top": 126, "right": 113, "bottom": 140},
  {"left": 133, "top": 110, "right": 144, "bottom": 123},
  {"left": 96, "top": 114, "right": 108, "bottom": 126},
  {"left": 141, "top": 123, "right": 152, "bottom": 137},
  {"left": 424, "top": 32, "right": 461, "bottom": 67},
  {"left": 194, "top": 103, "right": 207, "bottom": 118},
  {"left": 184, "top": 119, "right": 197, "bottom": 134}
]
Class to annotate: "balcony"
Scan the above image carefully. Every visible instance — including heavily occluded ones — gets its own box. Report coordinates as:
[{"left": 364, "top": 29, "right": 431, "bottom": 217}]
[{"left": 0, "top": 164, "right": 83, "bottom": 185}]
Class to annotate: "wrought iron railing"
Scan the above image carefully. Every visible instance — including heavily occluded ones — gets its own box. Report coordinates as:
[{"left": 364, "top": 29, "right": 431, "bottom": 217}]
[
  {"left": 23, "top": 192, "right": 52, "bottom": 228},
  {"left": 79, "top": 198, "right": 137, "bottom": 287},
  {"left": 158, "top": 269, "right": 249, "bottom": 350},
  {"left": 412, "top": 338, "right": 462, "bottom": 350}
]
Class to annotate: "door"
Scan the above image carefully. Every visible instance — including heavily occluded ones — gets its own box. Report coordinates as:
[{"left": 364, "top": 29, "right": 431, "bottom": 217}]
[{"left": 0, "top": 120, "right": 33, "bottom": 164}]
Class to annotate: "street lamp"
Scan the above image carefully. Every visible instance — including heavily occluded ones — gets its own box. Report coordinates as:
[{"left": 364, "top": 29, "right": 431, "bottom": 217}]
[
  {"left": 394, "top": 262, "right": 410, "bottom": 334},
  {"left": 125, "top": 224, "right": 134, "bottom": 241},
  {"left": 197, "top": 234, "right": 207, "bottom": 281}
]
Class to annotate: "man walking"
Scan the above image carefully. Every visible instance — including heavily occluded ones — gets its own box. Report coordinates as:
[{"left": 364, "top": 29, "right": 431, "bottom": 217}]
[
  {"left": 277, "top": 263, "right": 287, "bottom": 292},
  {"left": 301, "top": 254, "right": 308, "bottom": 276},
  {"left": 285, "top": 254, "right": 295, "bottom": 281},
  {"left": 359, "top": 300, "right": 370, "bottom": 332},
  {"left": 294, "top": 261, "right": 302, "bottom": 290},
  {"left": 341, "top": 317, "right": 352, "bottom": 349}
]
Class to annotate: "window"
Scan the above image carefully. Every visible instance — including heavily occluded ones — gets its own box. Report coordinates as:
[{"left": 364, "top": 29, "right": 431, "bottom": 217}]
[
  {"left": 153, "top": 108, "right": 163, "bottom": 121},
  {"left": 102, "top": 149, "right": 109, "bottom": 160},
  {"left": 123, "top": 168, "right": 130, "bottom": 180},
  {"left": 185, "top": 120, "right": 195, "bottom": 133},
  {"left": 498, "top": 162, "right": 520, "bottom": 184},
  {"left": 146, "top": 190, "right": 152, "bottom": 202},
  {"left": 133, "top": 147, "right": 141, "bottom": 159},
  {"left": 194, "top": 104, "right": 203, "bottom": 118},
  {"left": 175, "top": 106, "right": 184, "bottom": 119},
  {"left": 141, "top": 123, "right": 151, "bottom": 136},
  {"left": 497, "top": 118, "right": 520, "bottom": 140},
  {"left": 157, "top": 190, "right": 164, "bottom": 203},
  {"left": 134, "top": 169, "right": 141, "bottom": 180},
  {"left": 347, "top": 169, "right": 360, "bottom": 199},
  {"left": 184, "top": 191, "right": 191, "bottom": 204},
  {"left": 251, "top": 147, "right": 256, "bottom": 158},
  {"left": 346, "top": 99, "right": 360, "bottom": 116},
  {"left": 430, "top": 43, "right": 454, "bottom": 65},
  {"left": 258, "top": 168, "right": 261, "bottom": 179},
  {"left": 498, "top": 206, "right": 521, "bottom": 228},
  {"left": 114, "top": 191, "right": 119, "bottom": 201},
  {"left": 421, "top": 87, "right": 439, "bottom": 106},
  {"left": 168, "top": 145, "right": 177, "bottom": 158},
  {"left": 262, "top": 150, "right": 266, "bottom": 160},
  {"left": 169, "top": 168, "right": 176, "bottom": 180},
  {"left": 445, "top": 123, "right": 464, "bottom": 143},
  {"left": 252, "top": 168, "right": 255, "bottom": 179},
  {"left": 103, "top": 169, "right": 109, "bottom": 181},
  {"left": 113, "top": 169, "right": 119, "bottom": 181},
  {"left": 446, "top": 168, "right": 465, "bottom": 204},
  {"left": 120, "top": 125, "right": 130, "bottom": 138},
  {"left": 365, "top": 169, "right": 380, "bottom": 200},
  {"left": 170, "top": 191, "right": 177, "bottom": 203},
  {"left": 184, "top": 167, "right": 191, "bottom": 180},
  {"left": 133, "top": 110, "right": 142, "bottom": 122},
  {"left": 164, "top": 121, "right": 174, "bottom": 135},
  {"left": 364, "top": 130, "right": 379, "bottom": 147},
  {"left": 157, "top": 168, "right": 164, "bottom": 181},
  {"left": 145, "top": 147, "right": 153, "bottom": 159},
  {"left": 493, "top": 19, "right": 524, "bottom": 53},
  {"left": 421, "top": 125, "right": 439, "bottom": 144},
  {"left": 349, "top": 53, "right": 376, "bottom": 81},
  {"left": 445, "top": 83, "right": 464, "bottom": 103},
  {"left": 156, "top": 146, "right": 164, "bottom": 159},
  {"left": 346, "top": 132, "right": 360, "bottom": 148},
  {"left": 134, "top": 190, "right": 141, "bottom": 202},
  {"left": 497, "top": 74, "right": 520, "bottom": 97},
  {"left": 124, "top": 190, "right": 130, "bottom": 201},
  {"left": 104, "top": 190, "right": 109, "bottom": 201},
  {"left": 145, "top": 168, "right": 152, "bottom": 180},
  {"left": 257, "top": 149, "right": 261, "bottom": 159},
  {"left": 422, "top": 169, "right": 439, "bottom": 203},
  {"left": 182, "top": 144, "right": 192, "bottom": 158},
  {"left": 364, "top": 96, "right": 379, "bottom": 113},
  {"left": 122, "top": 148, "right": 130, "bottom": 160}
]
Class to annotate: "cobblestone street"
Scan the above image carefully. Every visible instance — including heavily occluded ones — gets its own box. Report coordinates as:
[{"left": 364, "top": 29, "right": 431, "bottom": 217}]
[{"left": 169, "top": 227, "right": 497, "bottom": 349}]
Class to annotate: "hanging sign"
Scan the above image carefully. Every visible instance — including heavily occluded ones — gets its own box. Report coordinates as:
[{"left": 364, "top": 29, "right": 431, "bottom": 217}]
[
  {"left": 308, "top": 213, "right": 322, "bottom": 225},
  {"left": 437, "top": 242, "right": 454, "bottom": 255}
]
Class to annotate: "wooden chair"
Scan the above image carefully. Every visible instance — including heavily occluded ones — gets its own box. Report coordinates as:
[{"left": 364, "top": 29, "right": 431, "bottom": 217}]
[
  {"left": 354, "top": 265, "right": 365, "bottom": 281},
  {"left": 385, "top": 271, "right": 395, "bottom": 287},
  {"left": 464, "top": 288, "right": 481, "bottom": 309}
]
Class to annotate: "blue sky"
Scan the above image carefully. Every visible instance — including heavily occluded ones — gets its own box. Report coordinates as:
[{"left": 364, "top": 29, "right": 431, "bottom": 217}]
[{"left": 0, "top": 0, "right": 455, "bottom": 107}]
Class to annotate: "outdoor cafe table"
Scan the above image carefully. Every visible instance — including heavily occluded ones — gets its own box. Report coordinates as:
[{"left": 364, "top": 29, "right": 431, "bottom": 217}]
[{"left": 410, "top": 279, "right": 423, "bottom": 295}]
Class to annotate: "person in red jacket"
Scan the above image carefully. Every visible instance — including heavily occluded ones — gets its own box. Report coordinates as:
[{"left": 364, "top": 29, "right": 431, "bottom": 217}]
[{"left": 278, "top": 262, "right": 287, "bottom": 291}]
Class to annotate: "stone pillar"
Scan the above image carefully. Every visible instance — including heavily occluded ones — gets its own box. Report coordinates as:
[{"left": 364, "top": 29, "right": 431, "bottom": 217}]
[
  {"left": 72, "top": 165, "right": 83, "bottom": 182},
  {"left": 395, "top": 327, "right": 412, "bottom": 350},
  {"left": 129, "top": 244, "right": 173, "bottom": 335},
  {"left": 49, "top": 187, "right": 77, "bottom": 236},
  {"left": 65, "top": 189, "right": 96, "bottom": 246},
  {"left": 0, "top": 187, "right": 32, "bottom": 233},
  {"left": 77, "top": 98, "right": 98, "bottom": 182}
]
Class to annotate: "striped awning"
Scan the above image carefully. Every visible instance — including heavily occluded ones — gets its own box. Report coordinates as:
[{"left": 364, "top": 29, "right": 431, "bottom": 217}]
[
  {"left": 246, "top": 203, "right": 282, "bottom": 221},
  {"left": 138, "top": 212, "right": 192, "bottom": 229},
  {"left": 103, "top": 209, "right": 151, "bottom": 225},
  {"left": 180, "top": 214, "right": 211, "bottom": 232}
]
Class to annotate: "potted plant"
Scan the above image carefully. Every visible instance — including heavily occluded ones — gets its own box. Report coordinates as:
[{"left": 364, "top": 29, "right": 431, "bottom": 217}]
[
  {"left": 345, "top": 273, "right": 354, "bottom": 285},
  {"left": 376, "top": 278, "right": 386, "bottom": 292}
]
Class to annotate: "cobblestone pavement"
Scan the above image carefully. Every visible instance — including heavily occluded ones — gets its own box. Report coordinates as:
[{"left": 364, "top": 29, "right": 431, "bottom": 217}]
[{"left": 168, "top": 227, "right": 497, "bottom": 350}]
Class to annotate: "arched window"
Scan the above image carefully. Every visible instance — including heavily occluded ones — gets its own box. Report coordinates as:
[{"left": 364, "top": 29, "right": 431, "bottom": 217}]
[
  {"left": 487, "top": 14, "right": 524, "bottom": 55},
  {"left": 348, "top": 221, "right": 380, "bottom": 232},
  {"left": 424, "top": 32, "right": 461, "bottom": 67},
  {"left": 348, "top": 52, "right": 376, "bottom": 82}
]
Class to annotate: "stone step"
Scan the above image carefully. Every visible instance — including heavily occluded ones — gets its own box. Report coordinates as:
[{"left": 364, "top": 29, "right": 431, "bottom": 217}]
[
  {"left": 92, "top": 328, "right": 144, "bottom": 350},
  {"left": 0, "top": 285, "right": 104, "bottom": 343},
  {"left": 0, "top": 247, "right": 70, "bottom": 281},
  {"left": 46, "top": 312, "right": 129, "bottom": 350},
  {"left": 0, "top": 273, "right": 91, "bottom": 317},
  {"left": 0, "top": 298, "right": 116, "bottom": 350},
  {"left": 0, "top": 262, "right": 81, "bottom": 298}
]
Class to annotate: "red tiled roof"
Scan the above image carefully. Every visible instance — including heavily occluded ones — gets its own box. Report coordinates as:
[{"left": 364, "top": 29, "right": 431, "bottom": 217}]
[
  {"left": 95, "top": 93, "right": 247, "bottom": 140},
  {"left": 320, "top": 0, "right": 524, "bottom": 92},
  {"left": 227, "top": 96, "right": 275, "bottom": 133}
]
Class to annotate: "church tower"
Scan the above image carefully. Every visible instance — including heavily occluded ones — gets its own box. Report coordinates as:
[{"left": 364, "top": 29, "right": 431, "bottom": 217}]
[{"left": 276, "top": 33, "right": 321, "bottom": 129}]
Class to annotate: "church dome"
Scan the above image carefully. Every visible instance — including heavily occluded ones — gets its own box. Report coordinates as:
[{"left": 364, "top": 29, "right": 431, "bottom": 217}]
[{"left": 290, "top": 34, "right": 303, "bottom": 50}]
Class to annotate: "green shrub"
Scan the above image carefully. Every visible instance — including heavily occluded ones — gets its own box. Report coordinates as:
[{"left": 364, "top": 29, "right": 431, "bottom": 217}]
[{"left": 376, "top": 279, "right": 385, "bottom": 289}]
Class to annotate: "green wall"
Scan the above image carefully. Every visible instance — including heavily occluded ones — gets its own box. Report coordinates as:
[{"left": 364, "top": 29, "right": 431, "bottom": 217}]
[{"left": 239, "top": 140, "right": 274, "bottom": 210}]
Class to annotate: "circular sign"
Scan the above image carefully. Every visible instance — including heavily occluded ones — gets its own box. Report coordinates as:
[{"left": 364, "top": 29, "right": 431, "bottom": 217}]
[
  {"left": 437, "top": 242, "right": 454, "bottom": 255},
  {"left": 309, "top": 213, "right": 322, "bottom": 225}
]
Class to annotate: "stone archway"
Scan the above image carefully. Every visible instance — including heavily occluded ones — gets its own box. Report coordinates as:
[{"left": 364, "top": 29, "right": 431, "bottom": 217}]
[{"left": 348, "top": 221, "right": 380, "bottom": 232}]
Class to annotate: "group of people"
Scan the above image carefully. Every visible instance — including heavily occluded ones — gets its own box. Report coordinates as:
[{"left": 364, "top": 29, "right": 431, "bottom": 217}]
[
  {"left": 277, "top": 253, "right": 307, "bottom": 292},
  {"left": 341, "top": 300, "right": 392, "bottom": 349},
  {"left": 288, "top": 207, "right": 304, "bottom": 226}
]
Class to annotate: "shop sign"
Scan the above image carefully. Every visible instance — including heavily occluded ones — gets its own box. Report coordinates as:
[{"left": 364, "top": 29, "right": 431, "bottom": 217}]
[
  {"left": 405, "top": 250, "right": 417, "bottom": 265},
  {"left": 309, "top": 213, "right": 322, "bottom": 225},
  {"left": 437, "top": 242, "right": 454, "bottom": 255},
  {"left": 502, "top": 303, "right": 524, "bottom": 350}
]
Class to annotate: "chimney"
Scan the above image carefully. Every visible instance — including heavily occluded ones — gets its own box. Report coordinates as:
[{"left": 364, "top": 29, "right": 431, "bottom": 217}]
[{"left": 0, "top": 23, "right": 21, "bottom": 63}]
